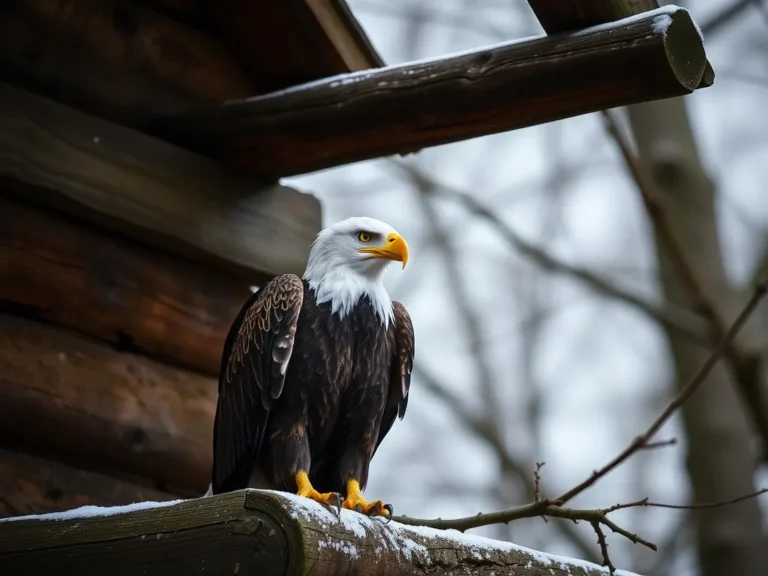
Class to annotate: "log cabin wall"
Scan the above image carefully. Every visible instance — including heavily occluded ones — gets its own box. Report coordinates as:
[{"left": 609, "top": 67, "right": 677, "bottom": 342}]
[{"left": 0, "top": 0, "right": 382, "bottom": 518}]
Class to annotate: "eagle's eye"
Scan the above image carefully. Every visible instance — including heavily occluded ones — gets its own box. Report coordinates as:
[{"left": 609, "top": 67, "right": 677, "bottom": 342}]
[{"left": 358, "top": 231, "right": 371, "bottom": 242}]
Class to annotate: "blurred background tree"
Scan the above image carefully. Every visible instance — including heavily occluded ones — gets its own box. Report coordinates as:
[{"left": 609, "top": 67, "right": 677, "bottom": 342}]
[{"left": 287, "top": 1, "right": 768, "bottom": 575}]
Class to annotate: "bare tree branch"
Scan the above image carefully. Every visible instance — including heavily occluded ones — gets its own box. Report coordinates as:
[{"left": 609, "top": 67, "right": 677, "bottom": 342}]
[
  {"left": 396, "top": 282, "right": 768, "bottom": 570},
  {"left": 413, "top": 363, "right": 601, "bottom": 562},
  {"left": 388, "top": 160, "right": 707, "bottom": 344},
  {"left": 601, "top": 109, "right": 768, "bottom": 461}
]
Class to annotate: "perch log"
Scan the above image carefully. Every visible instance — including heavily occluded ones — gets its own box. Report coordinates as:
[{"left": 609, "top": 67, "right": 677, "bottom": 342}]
[
  {"left": 0, "top": 490, "right": 640, "bottom": 576},
  {"left": 156, "top": 6, "right": 712, "bottom": 180}
]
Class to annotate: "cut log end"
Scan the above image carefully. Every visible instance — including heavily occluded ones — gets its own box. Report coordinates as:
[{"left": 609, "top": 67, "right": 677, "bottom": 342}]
[{"left": 661, "top": 8, "right": 709, "bottom": 92}]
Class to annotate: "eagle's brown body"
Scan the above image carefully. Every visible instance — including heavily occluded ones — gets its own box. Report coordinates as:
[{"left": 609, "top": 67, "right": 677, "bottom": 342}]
[{"left": 211, "top": 274, "right": 414, "bottom": 496}]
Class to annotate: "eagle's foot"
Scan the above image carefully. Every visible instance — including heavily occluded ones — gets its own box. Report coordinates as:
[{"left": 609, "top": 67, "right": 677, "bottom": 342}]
[
  {"left": 342, "top": 479, "right": 392, "bottom": 521},
  {"left": 295, "top": 471, "right": 342, "bottom": 516}
]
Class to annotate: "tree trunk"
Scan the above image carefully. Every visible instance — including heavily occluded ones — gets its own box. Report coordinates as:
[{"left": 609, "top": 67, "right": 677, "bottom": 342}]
[{"left": 627, "top": 98, "right": 766, "bottom": 576}]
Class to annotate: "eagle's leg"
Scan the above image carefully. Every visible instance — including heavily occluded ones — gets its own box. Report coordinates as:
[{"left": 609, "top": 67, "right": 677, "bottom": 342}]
[
  {"left": 295, "top": 471, "right": 342, "bottom": 515},
  {"left": 342, "top": 479, "right": 392, "bottom": 520}
]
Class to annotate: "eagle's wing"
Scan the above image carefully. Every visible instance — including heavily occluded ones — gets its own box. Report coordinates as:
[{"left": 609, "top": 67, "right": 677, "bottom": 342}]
[
  {"left": 211, "top": 274, "right": 304, "bottom": 493},
  {"left": 374, "top": 301, "right": 415, "bottom": 454}
]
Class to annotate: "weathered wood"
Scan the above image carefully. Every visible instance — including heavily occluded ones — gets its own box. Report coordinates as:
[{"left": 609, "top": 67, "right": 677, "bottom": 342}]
[
  {"left": 211, "top": 0, "right": 383, "bottom": 94},
  {"left": 0, "top": 82, "right": 322, "bottom": 281},
  {"left": 0, "top": 314, "right": 216, "bottom": 494},
  {"left": 525, "top": 0, "right": 715, "bottom": 88},
  {"left": 0, "top": 490, "right": 635, "bottom": 575},
  {"left": 0, "top": 196, "right": 249, "bottom": 375},
  {"left": 156, "top": 6, "right": 712, "bottom": 180},
  {"left": 0, "top": 0, "right": 255, "bottom": 127},
  {"left": 0, "top": 449, "right": 175, "bottom": 520}
]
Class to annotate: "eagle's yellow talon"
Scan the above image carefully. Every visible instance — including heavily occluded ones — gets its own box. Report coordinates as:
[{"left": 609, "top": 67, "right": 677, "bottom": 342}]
[
  {"left": 295, "top": 471, "right": 342, "bottom": 515},
  {"left": 342, "top": 479, "right": 391, "bottom": 519}
]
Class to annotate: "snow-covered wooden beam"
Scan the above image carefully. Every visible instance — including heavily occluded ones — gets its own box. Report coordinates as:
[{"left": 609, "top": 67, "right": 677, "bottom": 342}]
[
  {"left": 0, "top": 490, "right": 640, "bottom": 576},
  {"left": 154, "top": 5, "right": 712, "bottom": 181}
]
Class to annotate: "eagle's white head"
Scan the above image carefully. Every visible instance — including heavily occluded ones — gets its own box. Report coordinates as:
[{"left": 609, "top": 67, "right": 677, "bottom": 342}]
[{"left": 303, "top": 216, "right": 409, "bottom": 327}]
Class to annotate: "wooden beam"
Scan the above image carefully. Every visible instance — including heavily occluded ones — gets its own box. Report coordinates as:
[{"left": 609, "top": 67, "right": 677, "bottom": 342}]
[
  {"left": 525, "top": 0, "right": 715, "bottom": 94},
  {"left": 0, "top": 0, "right": 254, "bottom": 127},
  {"left": 0, "top": 82, "right": 322, "bottom": 281},
  {"left": 209, "top": 0, "right": 383, "bottom": 94},
  {"left": 0, "top": 196, "right": 249, "bottom": 375},
  {"left": 0, "top": 490, "right": 640, "bottom": 576},
  {"left": 0, "top": 449, "right": 175, "bottom": 520},
  {"left": 155, "top": 6, "right": 713, "bottom": 180},
  {"left": 0, "top": 314, "right": 216, "bottom": 494}
]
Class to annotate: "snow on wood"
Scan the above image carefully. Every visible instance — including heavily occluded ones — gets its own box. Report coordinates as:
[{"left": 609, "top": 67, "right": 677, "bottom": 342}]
[
  {"left": 0, "top": 498, "right": 185, "bottom": 523},
  {"left": 1, "top": 490, "right": 644, "bottom": 575}
]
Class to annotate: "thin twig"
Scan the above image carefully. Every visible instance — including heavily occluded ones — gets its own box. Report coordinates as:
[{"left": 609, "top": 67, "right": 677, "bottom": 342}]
[
  {"left": 591, "top": 520, "right": 615, "bottom": 572},
  {"left": 395, "top": 283, "right": 768, "bottom": 570},
  {"left": 533, "top": 462, "right": 545, "bottom": 503},
  {"left": 556, "top": 280, "right": 768, "bottom": 505},
  {"left": 606, "top": 488, "right": 768, "bottom": 512},
  {"left": 640, "top": 438, "right": 677, "bottom": 451},
  {"left": 414, "top": 363, "right": 601, "bottom": 561},
  {"left": 395, "top": 499, "right": 657, "bottom": 551}
]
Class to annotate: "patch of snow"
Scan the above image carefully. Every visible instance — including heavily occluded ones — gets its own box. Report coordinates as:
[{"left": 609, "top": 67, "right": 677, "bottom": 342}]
[
  {"left": 269, "top": 491, "right": 639, "bottom": 574},
  {"left": 318, "top": 536, "right": 359, "bottom": 559},
  {"left": 570, "top": 5, "right": 685, "bottom": 38},
  {"left": 0, "top": 499, "right": 186, "bottom": 523}
]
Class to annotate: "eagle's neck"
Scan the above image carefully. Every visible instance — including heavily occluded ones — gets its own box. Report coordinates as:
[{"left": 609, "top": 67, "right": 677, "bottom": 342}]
[{"left": 304, "top": 268, "right": 393, "bottom": 328}]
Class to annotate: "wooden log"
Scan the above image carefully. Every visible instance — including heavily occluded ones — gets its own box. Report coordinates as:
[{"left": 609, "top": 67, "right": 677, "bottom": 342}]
[
  {"left": 524, "top": 2, "right": 714, "bottom": 100},
  {"left": 0, "top": 82, "right": 322, "bottom": 281},
  {"left": 0, "top": 449, "right": 175, "bottom": 520},
  {"left": 0, "top": 314, "right": 216, "bottom": 494},
  {"left": 0, "top": 196, "right": 249, "bottom": 375},
  {"left": 155, "top": 6, "right": 713, "bottom": 180},
  {"left": 0, "top": 490, "right": 637, "bottom": 575},
  {"left": 0, "top": 0, "right": 254, "bottom": 127}
]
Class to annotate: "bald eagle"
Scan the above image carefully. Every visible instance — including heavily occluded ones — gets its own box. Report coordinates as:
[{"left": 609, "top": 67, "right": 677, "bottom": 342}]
[{"left": 210, "top": 217, "right": 414, "bottom": 518}]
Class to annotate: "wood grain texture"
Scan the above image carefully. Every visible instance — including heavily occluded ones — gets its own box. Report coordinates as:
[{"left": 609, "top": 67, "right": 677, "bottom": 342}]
[
  {"left": 0, "top": 449, "right": 175, "bottom": 520},
  {"left": 0, "top": 314, "right": 216, "bottom": 494},
  {"left": 0, "top": 492, "right": 287, "bottom": 576},
  {"left": 0, "top": 82, "right": 322, "bottom": 281},
  {"left": 0, "top": 196, "right": 249, "bottom": 375},
  {"left": 157, "top": 7, "right": 712, "bottom": 180},
  {"left": 0, "top": 490, "right": 631, "bottom": 576},
  {"left": 0, "top": 0, "right": 254, "bottom": 127}
]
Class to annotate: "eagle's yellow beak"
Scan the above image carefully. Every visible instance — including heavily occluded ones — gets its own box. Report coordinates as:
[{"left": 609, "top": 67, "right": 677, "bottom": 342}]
[{"left": 359, "top": 232, "right": 409, "bottom": 269}]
